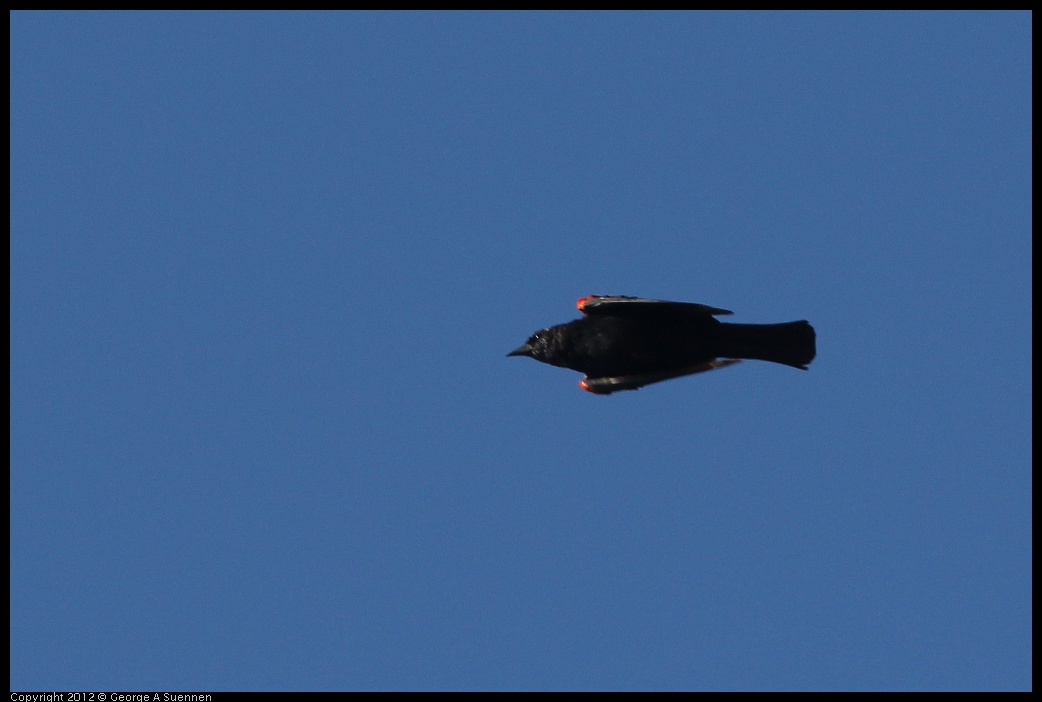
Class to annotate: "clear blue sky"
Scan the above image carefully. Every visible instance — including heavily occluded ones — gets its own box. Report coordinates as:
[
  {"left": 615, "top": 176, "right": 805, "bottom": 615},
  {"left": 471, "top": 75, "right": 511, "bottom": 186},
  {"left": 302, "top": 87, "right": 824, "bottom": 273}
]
[{"left": 11, "top": 11, "right": 1031, "bottom": 691}]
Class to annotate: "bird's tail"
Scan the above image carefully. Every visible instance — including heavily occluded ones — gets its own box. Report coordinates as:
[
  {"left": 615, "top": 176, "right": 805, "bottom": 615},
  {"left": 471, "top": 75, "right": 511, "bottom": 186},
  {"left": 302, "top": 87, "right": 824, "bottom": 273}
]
[{"left": 716, "top": 321, "right": 816, "bottom": 370}]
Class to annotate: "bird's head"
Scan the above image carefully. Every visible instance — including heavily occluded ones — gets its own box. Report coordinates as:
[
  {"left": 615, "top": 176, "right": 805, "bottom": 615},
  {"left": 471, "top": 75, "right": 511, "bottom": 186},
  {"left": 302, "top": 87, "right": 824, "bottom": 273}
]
[{"left": 507, "top": 327, "right": 558, "bottom": 364}]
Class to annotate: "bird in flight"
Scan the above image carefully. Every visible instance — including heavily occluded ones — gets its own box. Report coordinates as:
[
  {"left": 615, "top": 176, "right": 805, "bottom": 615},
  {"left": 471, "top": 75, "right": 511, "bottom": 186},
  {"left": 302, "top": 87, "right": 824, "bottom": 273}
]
[{"left": 508, "top": 295, "right": 816, "bottom": 394}]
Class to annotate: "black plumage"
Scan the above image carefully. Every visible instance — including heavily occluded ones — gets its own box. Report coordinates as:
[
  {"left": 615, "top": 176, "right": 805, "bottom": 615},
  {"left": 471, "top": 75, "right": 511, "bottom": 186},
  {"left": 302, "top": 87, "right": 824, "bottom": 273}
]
[{"left": 508, "top": 295, "right": 816, "bottom": 394}]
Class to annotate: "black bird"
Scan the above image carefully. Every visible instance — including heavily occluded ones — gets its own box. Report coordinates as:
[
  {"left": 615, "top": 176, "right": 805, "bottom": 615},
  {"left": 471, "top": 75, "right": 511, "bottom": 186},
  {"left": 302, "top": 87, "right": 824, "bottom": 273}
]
[{"left": 508, "top": 295, "right": 816, "bottom": 394}]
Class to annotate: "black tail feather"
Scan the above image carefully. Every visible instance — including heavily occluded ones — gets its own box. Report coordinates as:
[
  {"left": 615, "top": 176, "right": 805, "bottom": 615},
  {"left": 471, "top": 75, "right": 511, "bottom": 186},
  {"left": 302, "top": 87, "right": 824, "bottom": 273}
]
[{"left": 716, "top": 321, "right": 816, "bottom": 369}]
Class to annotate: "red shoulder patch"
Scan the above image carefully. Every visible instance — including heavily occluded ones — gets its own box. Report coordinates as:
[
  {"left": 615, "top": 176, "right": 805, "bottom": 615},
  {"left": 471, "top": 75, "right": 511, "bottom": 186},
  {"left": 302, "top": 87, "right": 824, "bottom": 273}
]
[
  {"left": 576, "top": 295, "right": 601, "bottom": 312},
  {"left": 579, "top": 378, "right": 610, "bottom": 394}
]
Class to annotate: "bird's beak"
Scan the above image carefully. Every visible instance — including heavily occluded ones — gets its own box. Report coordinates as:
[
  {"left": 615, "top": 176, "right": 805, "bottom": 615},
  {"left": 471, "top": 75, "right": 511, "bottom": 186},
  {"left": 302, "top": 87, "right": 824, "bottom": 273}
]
[{"left": 507, "top": 343, "right": 534, "bottom": 358}]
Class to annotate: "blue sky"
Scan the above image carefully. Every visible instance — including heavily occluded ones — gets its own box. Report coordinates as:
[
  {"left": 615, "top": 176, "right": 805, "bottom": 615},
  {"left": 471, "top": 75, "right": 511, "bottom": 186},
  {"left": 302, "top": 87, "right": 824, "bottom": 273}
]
[{"left": 10, "top": 11, "right": 1031, "bottom": 691}]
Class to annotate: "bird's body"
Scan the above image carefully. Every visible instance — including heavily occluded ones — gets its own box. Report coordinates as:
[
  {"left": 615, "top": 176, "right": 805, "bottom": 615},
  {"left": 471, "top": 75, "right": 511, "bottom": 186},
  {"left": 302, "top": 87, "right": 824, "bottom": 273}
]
[{"left": 508, "top": 295, "right": 816, "bottom": 394}]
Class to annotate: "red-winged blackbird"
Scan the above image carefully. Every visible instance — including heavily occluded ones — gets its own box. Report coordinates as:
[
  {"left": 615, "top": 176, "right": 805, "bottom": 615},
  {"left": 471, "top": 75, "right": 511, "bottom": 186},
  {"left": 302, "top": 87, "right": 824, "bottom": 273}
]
[{"left": 508, "top": 295, "right": 816, "bottom": 394}]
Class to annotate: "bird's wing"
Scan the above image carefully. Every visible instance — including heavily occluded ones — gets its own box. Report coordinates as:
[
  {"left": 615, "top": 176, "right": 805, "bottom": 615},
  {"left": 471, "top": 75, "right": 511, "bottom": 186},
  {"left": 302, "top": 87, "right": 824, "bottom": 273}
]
[
  {"left": 579, "top": 359, "right": 741, "bottom": 394},
  {"left": 576, "top": 295, "right": 733, "bottom": 318}
]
